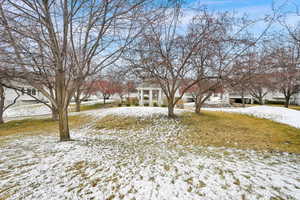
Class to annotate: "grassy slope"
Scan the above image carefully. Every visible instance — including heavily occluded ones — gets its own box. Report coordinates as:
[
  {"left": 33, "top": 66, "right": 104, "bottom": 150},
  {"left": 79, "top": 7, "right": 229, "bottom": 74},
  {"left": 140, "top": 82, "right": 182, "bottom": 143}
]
[
  {"left": 0, "top": 115, "right": 91, "bottom": 137},
  {"left": 92, "top": 112, "right": 300, "bottom": 153},
  {"left": 1, "top": 104, "right": 300, "bottom": 153},
  {"left": 180, "top": 111, "right": 300, "bottom": 153},
  {"left": 94, "top": 115, "right": 152, "bottom": 130}
]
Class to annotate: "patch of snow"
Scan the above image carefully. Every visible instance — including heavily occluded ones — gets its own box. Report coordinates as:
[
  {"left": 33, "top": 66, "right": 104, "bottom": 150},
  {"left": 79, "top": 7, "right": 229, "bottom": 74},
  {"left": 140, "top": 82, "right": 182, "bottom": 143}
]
[
  {"left": 3, "top": 100, "right": 115, "bottom": 120},
  {"left": 78, "top": 99, "right": 115, "bottom": 105},
  {"left": 3, "top": 103, "right": 51, "bottom": 119},
  {"left": 183, "top": 102, "right": 195, "bottom": 107},
  {"left": 203, "top": 106, "right": 300, "bottom": 128}
]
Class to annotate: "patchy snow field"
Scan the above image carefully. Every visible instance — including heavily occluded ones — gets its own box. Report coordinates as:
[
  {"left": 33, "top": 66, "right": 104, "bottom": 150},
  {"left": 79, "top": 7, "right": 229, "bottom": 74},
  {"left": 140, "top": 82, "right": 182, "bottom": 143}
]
[
  {"left": 1, "top": 107, "right": 300, "bottom": 200},
  {"left": 203, "top": 106, "right": 300, "bottom": 129}
]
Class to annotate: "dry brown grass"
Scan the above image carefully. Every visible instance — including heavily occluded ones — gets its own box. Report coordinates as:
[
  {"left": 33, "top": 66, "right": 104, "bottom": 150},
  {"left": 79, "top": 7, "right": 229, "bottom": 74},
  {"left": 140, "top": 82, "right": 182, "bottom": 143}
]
[
  {"left": 0, "top": 115, "right": 91, "bottom": 137},
  {"left": 94, "top": 115, "right": 152, "bottom": 131},
  {"left": 180, "top": 111, "right": 300, "bottom": 153}
]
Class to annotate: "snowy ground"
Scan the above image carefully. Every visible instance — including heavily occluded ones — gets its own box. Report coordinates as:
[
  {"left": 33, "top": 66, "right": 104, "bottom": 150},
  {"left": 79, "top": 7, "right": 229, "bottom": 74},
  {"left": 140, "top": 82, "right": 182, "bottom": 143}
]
[
  {"left": 184, "top": 102, "right": 300, "bottom": 128},
  {"left": 1, "top": 107, "right": 299, "bottom": 200},
  {"left": 3, "top": 99, "right": 115, "bottom": 120},
  {"left": 203, "top": 106, "right": 300, "bottom": 129}
]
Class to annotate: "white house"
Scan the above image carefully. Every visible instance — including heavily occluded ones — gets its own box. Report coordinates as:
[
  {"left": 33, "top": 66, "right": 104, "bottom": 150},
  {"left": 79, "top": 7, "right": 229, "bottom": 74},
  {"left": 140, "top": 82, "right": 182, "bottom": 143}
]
[
  {"left": 136, "top": 81, "right": 230, "bottom": 106},
  {"left": 4, "top": 83, "right": 48, "bottom": 106}
]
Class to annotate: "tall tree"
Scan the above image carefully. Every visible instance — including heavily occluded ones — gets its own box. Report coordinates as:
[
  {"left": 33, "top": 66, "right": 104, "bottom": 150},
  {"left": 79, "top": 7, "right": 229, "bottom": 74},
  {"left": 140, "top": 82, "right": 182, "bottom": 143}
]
[{"left": 0, "top": 0, "right": 148, "bottom": 140}]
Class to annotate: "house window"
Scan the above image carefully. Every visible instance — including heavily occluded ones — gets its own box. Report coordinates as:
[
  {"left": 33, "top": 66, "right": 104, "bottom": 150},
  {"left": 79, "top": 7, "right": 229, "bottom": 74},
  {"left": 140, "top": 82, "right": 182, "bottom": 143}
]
[
  {"left": 32, "top": 89, "right": 36, "bottom": 95},
  {"left": 27, "top": 88, "right": 31, "bottom": 95},
  {"left": 25, "top": 88, "right": 37, "bottom": 96}
]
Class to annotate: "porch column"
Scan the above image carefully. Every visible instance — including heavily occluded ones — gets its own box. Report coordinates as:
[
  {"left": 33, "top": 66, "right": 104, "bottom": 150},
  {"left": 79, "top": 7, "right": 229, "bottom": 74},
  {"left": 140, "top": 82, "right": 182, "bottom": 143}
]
[
  {"left": 149, "top": 89, "right": 153, "bottom": 106},
  {"left": 140, "top": 89, "right": 144, "bottom": 106},
  {"left": 158, "top": 89, "right": 162, "bottom": 105}
]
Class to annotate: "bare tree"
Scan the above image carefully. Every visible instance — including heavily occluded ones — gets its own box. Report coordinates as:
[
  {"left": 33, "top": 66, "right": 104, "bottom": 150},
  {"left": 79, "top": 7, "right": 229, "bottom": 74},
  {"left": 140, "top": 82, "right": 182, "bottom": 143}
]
[
  {"left": 73, "top": 77, "right": 97, "bottom": 112},
  {"left": 125, "top": 6, "right": 230, "bottom": 117},
  {"left": 249, "top": 73, "right": 274, "bottom": 105},
  {"left": 91, "top": 80, "right": 117, "bottom": 104},
  {"left": 272, "top": 44, "right": 300, "bottom": 107},
  {"left": 0, "top": 0, "right": 148, "bottom": 140},
  {"left": 183, "top": 80, "right": 222, "bottom": 114}
]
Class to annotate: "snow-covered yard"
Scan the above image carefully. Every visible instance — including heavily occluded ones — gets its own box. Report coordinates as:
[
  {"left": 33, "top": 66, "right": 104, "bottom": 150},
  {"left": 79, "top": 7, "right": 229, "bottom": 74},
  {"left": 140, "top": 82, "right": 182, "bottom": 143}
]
[
  {"left": 1, "top": 107, "right": 299, "bottom": 200},
  {"left": 184, "top": 103, "right": 300, "bottom": 129},
  {"left": 203, "top": 106, "right": 300, "bottom": 129}
]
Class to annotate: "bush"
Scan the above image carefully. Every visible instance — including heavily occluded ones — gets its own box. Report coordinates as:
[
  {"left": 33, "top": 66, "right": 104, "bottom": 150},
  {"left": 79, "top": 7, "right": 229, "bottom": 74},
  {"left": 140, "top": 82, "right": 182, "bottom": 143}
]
[
  {"left": 144, "top": 103, "right": 149, "bottom": 106},
  {"left": 118, "top": 103, "right": 122, "bottom": 107},
  {"left": 153, "top": 102, "right": 158, "bottom": 107},
  {"left": 266, "top": 100, "right": 284, "bottom": 105},
  {"left": 161, "top": 104, "right": 167, "bottom": 107},
  {"left": 127, "top": 97, "right": 139, "bottom": 105},
  {"left": 126, "top": 103, "right": 131, "bottom": 107},
  {"left": 135, "top": 103, "right": 139, "bottom": 106}
]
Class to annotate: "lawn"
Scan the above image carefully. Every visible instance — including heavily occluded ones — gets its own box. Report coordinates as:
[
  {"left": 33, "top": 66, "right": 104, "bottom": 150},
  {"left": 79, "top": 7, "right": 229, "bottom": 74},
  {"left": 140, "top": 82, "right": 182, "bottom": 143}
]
[
  {"left": 0, "top": 115, "right": 91, "bottom": 138},
  {"left": 2, "top": 108, "right": 300, "bottom": 153},
  {"left": 93, "top": 111, "right": 300, "bottom": 154},
  {"left": 180, "top": 111, "right": 300, "bottom": 154},
  {"left": 0, "top": 107, "right": 299, "bottom": 199}
]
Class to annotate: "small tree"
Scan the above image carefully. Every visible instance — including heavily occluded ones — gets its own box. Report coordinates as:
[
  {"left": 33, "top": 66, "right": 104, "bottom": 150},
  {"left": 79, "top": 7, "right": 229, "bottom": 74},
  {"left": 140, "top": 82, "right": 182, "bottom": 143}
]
[
  {"left": 91, "top": 80, "right": 117, "bottom": 104},
  {"left": 183, "top": 80, "right": 222, "bottom": 114},
  {"left": 272, "top": 45, "right": 300, "bottom": 107},
  {"left": 73, "top": 80, "right": 96, "bottom": 112},
  {"left": 125, "top": 81, "right": 136, "bottom": 99},
  {"left": 249, "top": 74, "right": 274, "bottom": 105}
]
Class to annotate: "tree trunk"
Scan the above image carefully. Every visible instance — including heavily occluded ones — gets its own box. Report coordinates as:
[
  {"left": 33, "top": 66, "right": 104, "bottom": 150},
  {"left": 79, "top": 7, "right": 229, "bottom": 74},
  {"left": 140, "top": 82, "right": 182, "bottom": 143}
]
[
  {"left": 51, "top": 107, "right": 59, "bottom": 121},
  {"left": 0, "top": 113, "right": 3, "bottom": 124},
  {"left": 168, "top": 103, "right": 176, "bottom": 118},
  {"left": 103, "top": 96, "right": 106, "bottom": 104},
  {"left": 56, "top": 68, "right": 70, "bottom": 141},
  {"left": 195, "top": 103, "right": 203, "bottom": 115},
  {"left": 0, "top": 85, "right": 5, "bottom": 124},
  {"left": 284, "top": 96, "right": 290, "bottom": 108},
  {"left": 75, "top": 99, "right": 81, "bottom": 112},
  {"left": 195, "top": 96, "right": 203, "bottom": 115},
  {"left": 58, "top": 108, "right": 70, "bottom": 141},
  {"left": 259, "top": 97, "right": 263, "bottom": 105},
  {"left": 241, "top": 91, "right": 245, "bottom": 108}
]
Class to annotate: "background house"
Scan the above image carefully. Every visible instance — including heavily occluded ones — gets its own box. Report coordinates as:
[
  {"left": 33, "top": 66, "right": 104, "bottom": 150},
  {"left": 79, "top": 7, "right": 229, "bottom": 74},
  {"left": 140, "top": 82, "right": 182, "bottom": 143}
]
[
  {"left": 137, "top": 80, "right": 230, "bottom": 106},
  {"left": 4, "top": 83, "right": 48, "bottom": 105}
]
